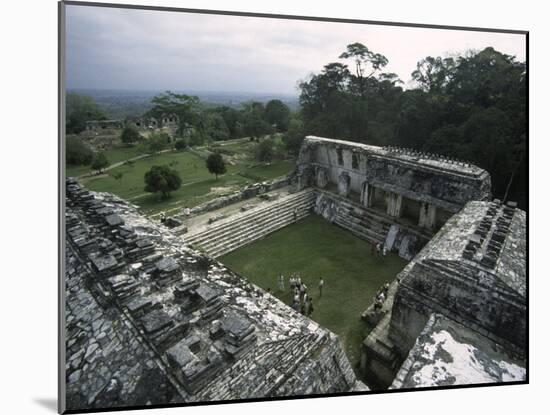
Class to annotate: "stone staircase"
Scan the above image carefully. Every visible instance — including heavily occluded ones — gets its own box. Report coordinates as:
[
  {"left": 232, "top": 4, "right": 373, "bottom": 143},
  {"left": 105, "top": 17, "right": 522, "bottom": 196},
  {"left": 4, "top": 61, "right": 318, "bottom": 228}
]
[
  {"left": 183, "top": 189, "right": 317, "bottom": 258},
  {"left": 333, "top": 203, "right": 392, "bottom": 245},
  {"left": 315, "top": 189, "right": 434, "bottom": 248}
]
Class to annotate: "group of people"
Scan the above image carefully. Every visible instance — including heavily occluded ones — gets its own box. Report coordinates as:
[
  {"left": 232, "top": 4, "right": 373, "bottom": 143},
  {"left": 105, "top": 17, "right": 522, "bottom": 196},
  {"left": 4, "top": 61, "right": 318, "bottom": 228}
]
[
  {"left": 370, "top": 242, "right": 388, "bottom": 256},
  {"left": 373, "top": 282, "right": 390, "bottom": 310},
  {"left": 275, "top": 273, "right": 325, "bottom": 317}
]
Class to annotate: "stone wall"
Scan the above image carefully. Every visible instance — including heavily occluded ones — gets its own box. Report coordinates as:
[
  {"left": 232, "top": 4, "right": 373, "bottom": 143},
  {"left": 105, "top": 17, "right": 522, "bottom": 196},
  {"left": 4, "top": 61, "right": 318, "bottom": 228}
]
[
  {"left": 360, "top": 199, "right": 526, "bottom": 389},
  {"left": 389, "top": 201, "right": 527, "bottom": 359},
  {"left": 296, "top": 136, "right": 491, "bottom": 215},
  {"left": 64, "top": 178, "right": 364, "bottom": 410},
  {"left": 171, "top": 177, "right": 290, "bottom": 223},
  {"left": 390, "top": 314, "right": 526, "bottom": 389}
]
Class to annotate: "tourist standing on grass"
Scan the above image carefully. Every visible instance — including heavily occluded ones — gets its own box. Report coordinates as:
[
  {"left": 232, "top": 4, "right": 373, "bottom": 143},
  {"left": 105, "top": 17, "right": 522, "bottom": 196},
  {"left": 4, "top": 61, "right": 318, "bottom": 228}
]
[
  {"left": 376, "top": 242, "right": 382, "bottom": 255},
  {"left": 382, "top": 245, "right": 387, "bottom": 256},
  {"left": 319, "top": 277, "right": 324, "bottom": 298},
  {"left": 299, "top": 282, "right": 307, "bottom": 300},
  {"left": 304, "top": 298, "right": 310, "bottom": 315},
  {"left": 278, "top": 274, "right": 285, "bottom": 291},
  {"left": 307, "top": 298, "right": 314, "bottom": 317}
]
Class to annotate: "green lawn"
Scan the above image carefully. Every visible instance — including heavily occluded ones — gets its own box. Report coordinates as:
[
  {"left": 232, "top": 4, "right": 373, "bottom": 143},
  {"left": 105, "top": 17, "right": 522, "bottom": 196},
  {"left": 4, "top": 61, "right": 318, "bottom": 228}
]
[
  {"left": 66, "top": 145, "right": 147, "bottom": 177},
  {"left": 220, "top": 215, "right": 408, "bottom": 374},
  {"left": 79, "top": 148, "right": 294, "bottom": 216},
  {"left": 240, "top": 160, "right": 294, "bottom": 181}
]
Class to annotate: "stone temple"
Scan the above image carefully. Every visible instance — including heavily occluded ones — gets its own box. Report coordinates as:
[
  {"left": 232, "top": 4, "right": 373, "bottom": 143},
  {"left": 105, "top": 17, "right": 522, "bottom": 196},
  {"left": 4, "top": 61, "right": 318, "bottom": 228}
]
[{"left": 62, "top": 136, "right": 526, "bottom": 411}]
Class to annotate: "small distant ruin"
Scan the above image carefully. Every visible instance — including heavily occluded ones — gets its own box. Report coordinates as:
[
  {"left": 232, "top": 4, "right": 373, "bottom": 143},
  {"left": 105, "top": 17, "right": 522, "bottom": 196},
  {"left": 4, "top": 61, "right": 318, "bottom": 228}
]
[
  {"left": 86, "top": 113, "right": 179, "bottom": 131},
  {"left": 85, "top": 119, "right": 125, "bottom": 131},
  {"left": 63, "top": 135, "right": 526, "bottom": 410}
]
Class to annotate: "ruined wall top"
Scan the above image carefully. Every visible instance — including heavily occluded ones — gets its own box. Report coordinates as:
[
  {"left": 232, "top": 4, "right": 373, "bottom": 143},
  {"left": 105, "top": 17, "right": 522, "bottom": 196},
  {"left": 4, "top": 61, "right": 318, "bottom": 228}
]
[
  {"left": 390, "top": 314, "right": 526, "bottom": 389},
  {"left": 64, "top": 179, "right": 364, "bottom": 410},
  {"left": 302, "top": 136, "right": 487, "bottom": 177},
  {"left": 297, "top": 136, "right": 492, "bottom": 211},
  {"left": 390, "top": 200, "right": 526, "bottom": 355}
]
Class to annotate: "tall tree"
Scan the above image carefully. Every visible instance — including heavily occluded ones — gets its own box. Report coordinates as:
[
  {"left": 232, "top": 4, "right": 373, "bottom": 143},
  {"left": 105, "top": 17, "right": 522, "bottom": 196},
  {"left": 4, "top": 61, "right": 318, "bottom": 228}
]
[
  {"left": 91, "top": 152, "right": 109, "bottom": 173},
  {"left": 66, "top": 92, "right": 106, "bottom": 134},
  {"left": 144, "top": 165, "right": 182, "bottom": 199},
  {"left": 66, "top": 136, "right": 95, "bottom": 166},
  {"left": 206, "top": 152, "right": 227, "bottom": 179},
  {"left": 265, "top": 100, "right": 291, "bottom": 131},
  {"left": 120, "top": 125, "right": 141, "bottom": 144}
]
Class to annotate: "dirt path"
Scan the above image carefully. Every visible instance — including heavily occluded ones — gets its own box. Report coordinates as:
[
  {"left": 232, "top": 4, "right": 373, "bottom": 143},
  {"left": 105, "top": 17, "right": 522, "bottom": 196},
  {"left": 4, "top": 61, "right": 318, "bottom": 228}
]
[{"left": 77, "top": 149, "right": 172, "bottom": 179}]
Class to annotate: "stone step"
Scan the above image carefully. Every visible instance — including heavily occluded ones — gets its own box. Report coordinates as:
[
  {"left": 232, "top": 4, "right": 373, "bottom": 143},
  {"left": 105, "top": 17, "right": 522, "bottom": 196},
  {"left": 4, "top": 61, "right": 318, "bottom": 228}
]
[
  {"left": 202, "top": 201, "right": 314, "bottom": 255},
  {"left": 185, "top": 190, "right": 315, "bottom": 245},
  {"left": 184, "top": 190, "right": 315, "bottom": 242},
  {"left": 193, "top": 197, "right": 315, "bottom": 250},
  {"left": 186, "top": 199, "right": 313, "bottom": 250},
  {"left": 209, "top": 208, "right": 312, "bottom": 258},
  {"left": 340, "top": 210, "right": 389, "bottom": 237},
  {"left": 333, "top": 216, "right": 385, "bottom": 245}
]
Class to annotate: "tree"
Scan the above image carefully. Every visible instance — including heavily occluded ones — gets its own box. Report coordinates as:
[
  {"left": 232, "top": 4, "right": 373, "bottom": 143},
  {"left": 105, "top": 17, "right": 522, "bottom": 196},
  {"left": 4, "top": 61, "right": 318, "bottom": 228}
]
[
  {"left": 144, "top": 165, "right": 182, "bottom": 198},
  {"left": 283, "top": 117, "right": 305, "bottom": 156},
  {"left": 265, "top": 100, "right": 291, "bottom": 131},
  {"left": 216, "top": 106, "right": 243, "bottom": 138},
  {"left": 243, "top": 115, "right": 273, "bottom": 139},
  {"left": 174, "top": 139, "right": 187, "bottom": 151},
  {"left": 206, "top": 152, "right": 227, "bottom": 179},
  {"left": 91, "top": 152, "right": 109, "bottom": 173},
  {"left": 339, "top": 42, "right": 388, "bottom": 97},
  {"left": 121, "top": 125, "right": 141, "bottom": 144},
  {"left": 66, "top": 136, "right": 95, "bottom": 166},
  {"left": 203, "top": 112, "right": 230, "bottom": 141},
  {"left": 255, "top": 139, "right": 274, "bottom": 163},
  {"left": 148, "top": 132, "right": 170, "bottom": 154},
  {"left": 66, "top": 92, "right": 106, "bottom": 134},
  {"left": 412, "top": 56, "right": 456, "bottom": 93}
]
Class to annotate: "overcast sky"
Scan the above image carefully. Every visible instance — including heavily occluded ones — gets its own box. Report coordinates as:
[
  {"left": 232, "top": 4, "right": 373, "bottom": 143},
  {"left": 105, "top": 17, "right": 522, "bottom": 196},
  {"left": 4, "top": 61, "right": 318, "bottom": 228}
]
[{"left": 65, "top": 4, "right": 526, "bottom": 95}]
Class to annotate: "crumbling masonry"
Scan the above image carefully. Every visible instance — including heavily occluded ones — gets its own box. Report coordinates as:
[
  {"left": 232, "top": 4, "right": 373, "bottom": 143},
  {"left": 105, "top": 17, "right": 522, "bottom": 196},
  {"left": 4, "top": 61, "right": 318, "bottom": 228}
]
[
  {"left": 64, "top": 135, "right": 526, "bottom": 409},
  {"left": 64, "top": 178, "right": 365, "bottom": 411}
]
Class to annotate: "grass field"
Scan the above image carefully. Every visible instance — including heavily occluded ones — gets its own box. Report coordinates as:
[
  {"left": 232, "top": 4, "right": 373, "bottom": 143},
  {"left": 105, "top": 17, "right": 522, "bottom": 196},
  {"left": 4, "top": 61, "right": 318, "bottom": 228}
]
[
  {"left": 219, "top": 215, "right": 408, "bottom": 374},
  {"left": 78, "top": 140, "right": 294, "bottom": 215},
  {"left": 66, "top": 145, "right": 147, "bottom": 177}
]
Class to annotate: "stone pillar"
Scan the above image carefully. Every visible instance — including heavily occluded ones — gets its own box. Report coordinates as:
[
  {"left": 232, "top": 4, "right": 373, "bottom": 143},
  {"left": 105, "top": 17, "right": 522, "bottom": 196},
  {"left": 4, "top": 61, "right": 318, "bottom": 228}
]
[
  {"left": 360, "top": 182, "right": 374, "bottom": 208},
  {"left": 386, "top": 192, "right": 403, "bottom": 218},
  {"left": 315, "top": 167, "right": 329, "bottom": 189},
  {"left": 418, "top": 202, "right": 437, "bottom": 229},
  {"left": 338, "top": 172, "right": 351, "bottom": 197}
]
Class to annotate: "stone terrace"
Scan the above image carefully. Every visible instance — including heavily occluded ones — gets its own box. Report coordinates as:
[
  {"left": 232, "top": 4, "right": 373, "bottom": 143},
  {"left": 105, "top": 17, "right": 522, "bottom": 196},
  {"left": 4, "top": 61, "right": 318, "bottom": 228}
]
[
  {"left": 390, "top": 314, "right": 526, "bottom": 389},
  {"left": 64, "top": 178, "right": 365, "bottom": 411}
]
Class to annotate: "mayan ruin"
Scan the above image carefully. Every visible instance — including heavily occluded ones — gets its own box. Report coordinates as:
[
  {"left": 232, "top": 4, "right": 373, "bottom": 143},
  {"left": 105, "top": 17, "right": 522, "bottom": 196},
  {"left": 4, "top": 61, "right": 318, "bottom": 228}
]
[
  {"left": 57, "top": 4, "right": 529, "bottom": 413},
  {"left": 63, "top": 135, "right": 526, "bottom": 410}
]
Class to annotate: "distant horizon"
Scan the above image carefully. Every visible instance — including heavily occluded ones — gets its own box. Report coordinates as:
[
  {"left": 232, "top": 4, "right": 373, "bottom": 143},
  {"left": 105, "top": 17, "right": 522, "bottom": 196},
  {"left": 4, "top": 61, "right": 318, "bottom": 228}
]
[{"left": 67, "top": 87, "right": 300, "bottom": 98}]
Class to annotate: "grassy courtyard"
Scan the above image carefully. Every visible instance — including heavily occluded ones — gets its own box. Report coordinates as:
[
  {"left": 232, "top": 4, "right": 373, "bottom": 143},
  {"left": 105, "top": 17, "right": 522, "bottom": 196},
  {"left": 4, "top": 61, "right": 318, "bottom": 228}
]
[
  {"left": 76, "top": 138, "right": 294, "bottom": 216},
  {"left": 219, "top": 215, "right": 408, "bottom": 374}
]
